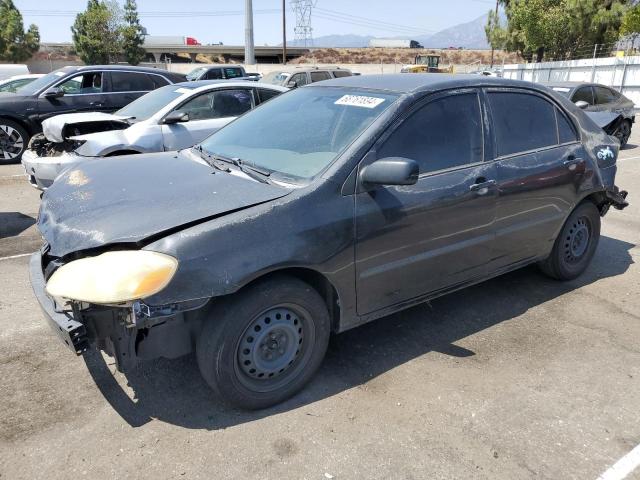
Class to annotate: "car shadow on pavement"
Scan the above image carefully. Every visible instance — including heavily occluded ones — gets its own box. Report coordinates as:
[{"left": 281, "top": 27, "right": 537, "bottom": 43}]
[
  {"left": 0, "top": 212, "right": 35, "bottom": 239},
  {"left": 83, "top": 235, "right": 635, "bottom": 430}
]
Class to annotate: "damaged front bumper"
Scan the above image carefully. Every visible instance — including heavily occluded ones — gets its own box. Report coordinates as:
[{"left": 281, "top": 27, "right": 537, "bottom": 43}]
[
  {"left": 29, "top": 251, "right": 206, "bottom": 370},
  {"left": 21, "top": 149, "right": 83, "bottom": 191}
]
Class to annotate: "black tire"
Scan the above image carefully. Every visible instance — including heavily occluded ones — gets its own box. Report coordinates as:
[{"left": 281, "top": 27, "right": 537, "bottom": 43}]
[
  {"left": 196, "top": 275, "right": 331, "bottom": 410},
  {"left": 614, "top": 119, "right": 632, "bottom": 148},
  {"left": 0, "top": 119, "right": 29, "bottom": 163},
  {"left": 539, "top": 201, "right": 601, "bottom": 280}
]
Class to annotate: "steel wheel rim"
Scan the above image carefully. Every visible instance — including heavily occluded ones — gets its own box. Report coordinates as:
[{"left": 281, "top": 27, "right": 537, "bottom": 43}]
[
  {"left": 564, "top": 216, "right": 591, "bottom": 264},
  {"left": 234, "top": 303, "right": 314, "bottom": 393},
  {"left": 0, "top": 124, "right": 24, "bottom": 159}
]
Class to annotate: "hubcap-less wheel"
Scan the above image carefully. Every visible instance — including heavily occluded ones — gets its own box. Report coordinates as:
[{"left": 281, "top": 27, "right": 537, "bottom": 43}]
[
  {"left": 564, "top": 216, "right": 591, "bottom": 264},
  {"left": 0, "top": 124, "right": 24, "bottom": 160},
  {"left": 235, "top": 304, "right": 312, "bottom": 392}
]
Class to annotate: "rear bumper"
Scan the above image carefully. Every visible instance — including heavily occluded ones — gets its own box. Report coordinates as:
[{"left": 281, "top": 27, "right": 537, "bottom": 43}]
[
  {"left": 21, "top": 149, "right": 81, "bottom": 191},
  {"left": 605, "top": 186, "right": 629, "bottom": 210},
  {"left": 29, "top": 252, "right": 89, "bottom": 354}
]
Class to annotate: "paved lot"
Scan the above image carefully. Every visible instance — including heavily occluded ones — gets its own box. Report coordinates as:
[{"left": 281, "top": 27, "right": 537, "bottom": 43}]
[{"left": 1, "top": 136, "right": 639, "bottom": 480}]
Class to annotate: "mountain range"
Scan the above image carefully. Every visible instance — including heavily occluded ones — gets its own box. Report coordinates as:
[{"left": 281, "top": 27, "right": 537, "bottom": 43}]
[{"left": 288, "top": 12, "right": 504, "bottom": 49}]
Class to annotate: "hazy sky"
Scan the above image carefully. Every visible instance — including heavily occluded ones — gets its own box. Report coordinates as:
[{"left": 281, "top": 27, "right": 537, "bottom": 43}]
[{"left": 13, "top": 0, "right": 495, "bottom": 45}]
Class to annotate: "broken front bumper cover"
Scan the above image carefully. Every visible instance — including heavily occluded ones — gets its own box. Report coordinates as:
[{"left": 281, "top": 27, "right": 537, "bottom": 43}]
[
  {"left": 605, "top": 186, "right": 629, "bottom": 210},
  {"left": 21, "top": 149, "right": 83, "bottom": 191},
  {"left": 29, "top": 252, "right": 89, "bottom": 354}
]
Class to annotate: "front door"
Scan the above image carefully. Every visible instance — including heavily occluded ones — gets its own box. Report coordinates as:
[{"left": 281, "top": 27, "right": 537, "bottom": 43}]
[
  {"left": 486, "top": 89, "right": 586, "bottom": 268},
  {"left": 354, "top": 90, "right": 497, "bottom": 315},
  {"left": 37, "top": 71, "right": 110, "bottom": 122},
  {"left": 161, "top": 88, "right": 255, "bottom": 151}
]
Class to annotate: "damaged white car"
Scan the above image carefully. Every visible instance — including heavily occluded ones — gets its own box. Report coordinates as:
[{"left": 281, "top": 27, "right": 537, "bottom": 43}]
[{"left": 21, "top": 80, "right": 287, "bottom": 189}]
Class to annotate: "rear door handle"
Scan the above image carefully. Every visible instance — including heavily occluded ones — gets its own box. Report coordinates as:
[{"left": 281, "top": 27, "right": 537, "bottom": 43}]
[
  {"left": 563, "top": 156, "right": 583, "bottom": 171},
  {"left": 89, "top": 101, "right": 105, "bottom": 107},
  {"left": 469, "top": 179, "right": 496, "bottom": 196}
]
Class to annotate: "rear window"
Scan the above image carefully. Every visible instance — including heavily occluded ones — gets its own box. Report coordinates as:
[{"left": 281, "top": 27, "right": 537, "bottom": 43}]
[
  {"left": 489, "top": 92, "right": 557, "bottom": 156},
  {"left": 556, "top": 108, "right": 578, "bottom": 144},
  {"left": 150, "top": 75, "right": 169, "bottom": 88},
  {"left": 110, "top": 71, "right": 155, "bottom": 92},
  {"left": 594, "top": 86, "right": 617, "bottom": 104},
  {"left": 257, "top": 88, "right": 281, "bottom": 103},
  {"left": 115, "top": 84, "right": 188, "bottom": 121}
]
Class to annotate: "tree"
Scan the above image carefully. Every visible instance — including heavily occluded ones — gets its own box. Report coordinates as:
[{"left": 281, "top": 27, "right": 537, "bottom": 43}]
[
  {"left": 620, "top": 3, "right": 640, "bottom": 49},
  {"left": 72, "top": 0, "right": 122, "bottom": 64},
  {"left": 486, "top": 0, "right": 632, "bottom": 62},
  {"left": 0, "top": 0, "right": 40, "bottom": 63},
  {"left": 121, "top": 0, "right": 146, "bottom": 65}
]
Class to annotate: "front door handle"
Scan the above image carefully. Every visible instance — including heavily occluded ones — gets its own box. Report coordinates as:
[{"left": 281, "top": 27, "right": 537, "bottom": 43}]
[
  {"left": 89, "top": 101, "right": 105, "bottom": 107},
  {"left": 469, "top": 179, "right": 496, "bottom": 196}
]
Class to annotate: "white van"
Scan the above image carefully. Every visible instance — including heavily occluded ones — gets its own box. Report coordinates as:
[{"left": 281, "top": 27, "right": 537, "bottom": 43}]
[{"left": 0, "top": 64, "right": 29, "bottom": 81}]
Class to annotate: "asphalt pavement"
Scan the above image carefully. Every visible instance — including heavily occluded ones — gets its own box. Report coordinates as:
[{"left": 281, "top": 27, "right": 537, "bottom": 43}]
[{"left": 0, "top": 136, "right": 639, "bottom": 480}]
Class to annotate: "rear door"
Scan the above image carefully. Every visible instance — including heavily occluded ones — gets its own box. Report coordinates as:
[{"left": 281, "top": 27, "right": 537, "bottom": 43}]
[
  {"left": 487, "top": 89, "right": 585, "bottom": 269},
  {"left": 354, "top": 89, "right": 497, "bottom": 315},
  {"left": 37, "top": 71, "right": 109, "bottom": 121},
  {"left": 161, "top": 87, "right": 255, "bottom": 150},
  {"left": 106, "top": 71, "right": 157, "bottom": 110},
  {"left": 310, "top": 71, "right": 332, "bottom": 83}
]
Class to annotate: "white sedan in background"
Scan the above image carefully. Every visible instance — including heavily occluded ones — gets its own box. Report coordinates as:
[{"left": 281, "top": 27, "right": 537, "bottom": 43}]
[
  {"left": 0, "top": 74, "right": 44, "bottom": 93},
  {"left": 22, "top": 80, "right": 288, "bottom": 190}
]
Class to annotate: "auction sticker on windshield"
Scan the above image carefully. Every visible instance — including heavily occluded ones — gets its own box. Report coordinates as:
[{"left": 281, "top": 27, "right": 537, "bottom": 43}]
[{"left": 335, "top": 95, "right": 386, "bottom": 108}]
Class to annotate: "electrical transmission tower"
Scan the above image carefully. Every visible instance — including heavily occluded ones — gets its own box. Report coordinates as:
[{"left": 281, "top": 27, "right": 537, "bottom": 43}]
[{"left": 290, "top": 0, "right": 317, "bottom": 47}]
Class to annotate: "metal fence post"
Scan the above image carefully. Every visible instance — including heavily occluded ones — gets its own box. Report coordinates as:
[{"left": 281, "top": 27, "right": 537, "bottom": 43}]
[{"left": 590, "top": 44, "right": 598, "bottom": 82}]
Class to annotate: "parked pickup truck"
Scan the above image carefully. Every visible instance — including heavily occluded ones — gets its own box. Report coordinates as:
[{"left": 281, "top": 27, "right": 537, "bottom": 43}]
[{"left": 186, "top": 65, "right": 260, "bottom": 82}]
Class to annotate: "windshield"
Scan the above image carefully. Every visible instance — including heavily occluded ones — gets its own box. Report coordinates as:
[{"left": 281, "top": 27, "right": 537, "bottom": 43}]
[
  {"left": 200, "top": 87, "right": 399, "bottom": 181},
  {"left": 15, "top": 69, "right": 69, "bottom": 95},
  {"left": 262, "top": 71, "right": 290, "bottom": 85},
  {"left": 186, "top": 67, "right": 207, "bottom": 80},
  {"left": 116, "top": 84, "right": 189, "bottom": 121}
]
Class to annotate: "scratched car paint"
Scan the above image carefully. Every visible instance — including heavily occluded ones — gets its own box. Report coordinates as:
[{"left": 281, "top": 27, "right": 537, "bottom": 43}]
[{"left": 31, "top": 75, "right": 628, "bottom": 409}]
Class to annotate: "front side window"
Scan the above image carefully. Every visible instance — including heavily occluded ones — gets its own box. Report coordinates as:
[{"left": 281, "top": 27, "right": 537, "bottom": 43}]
[
  {"left": 488, "top": 92, "right": 557, "bottom": 157},
  {"left": 310, "top": 71, "right": 332, "bottom": 82},
  {"left": 58, "top": 72, "right": 103, "bottom": 94},
  {"left": 110, "top": 71, "right": 155, "bottom": 92},
  {"left": 178, "top": 89, "right": 253, "bottom": 120},
  {"left": 200, "top": 87, "right": 399, "bottom": 181},
  {"left": 572, "top": 86, "right": 594, "bottom": 105},
  {"left": 289, "top": 73, "right": 309, "bottom": 87},
  {"left": 594, "top": 86, "right": 617, "bottom": 104},
  {"left": 378, "top": 92, "right": 483, "bottom": 174}
]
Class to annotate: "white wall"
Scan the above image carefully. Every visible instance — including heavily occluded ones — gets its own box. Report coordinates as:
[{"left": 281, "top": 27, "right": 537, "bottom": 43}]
[{"left": 503, "top": 55, "right": 640, "bottom": 107}]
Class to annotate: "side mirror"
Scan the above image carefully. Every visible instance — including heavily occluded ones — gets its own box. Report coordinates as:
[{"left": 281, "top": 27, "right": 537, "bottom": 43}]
[
  {"left": 575, "top": 100, "right": 589, "bottom": 110},
  {"left": 43, "top": 87, "right": 64, "bottom": 99},
  {"left": 163, "top": 111, "right": 190, "bottom": 124},
  {"left": 360, "top": 157, "right": 419, "bottom": 187},
  {"left": 286, "top": 80, "right": 297, "bottom": 88}
]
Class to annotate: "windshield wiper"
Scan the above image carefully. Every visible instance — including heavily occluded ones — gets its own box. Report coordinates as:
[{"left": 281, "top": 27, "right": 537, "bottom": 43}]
[{"left": 207, "top": 151, "right": 272, "bottom": 184}]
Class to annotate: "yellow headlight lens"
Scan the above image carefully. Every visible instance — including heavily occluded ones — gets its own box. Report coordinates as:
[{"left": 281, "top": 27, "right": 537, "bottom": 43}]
[{"left": 45, "top": 251, "right": 178, "bottom": 304}]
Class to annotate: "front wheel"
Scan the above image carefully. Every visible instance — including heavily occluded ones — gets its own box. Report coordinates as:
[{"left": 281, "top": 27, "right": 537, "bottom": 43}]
[
  {"left": 0, "top": 119, "right": 29, "bottom": 163},
  {"left": 539, "top": 202, "right": 601, "bottom": 280},
  {"left": 196, "top": 275, "right": 331, "bottom": 410}
]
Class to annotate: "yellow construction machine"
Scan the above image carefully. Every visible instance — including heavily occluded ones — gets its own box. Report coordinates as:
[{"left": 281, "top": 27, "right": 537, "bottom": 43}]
[{"left": 401, "top": 54, "right": 454, "bottom": 74}]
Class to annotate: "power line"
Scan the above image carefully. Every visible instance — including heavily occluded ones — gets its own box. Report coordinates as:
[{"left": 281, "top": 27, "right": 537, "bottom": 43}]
[
  {"left": 315, "top": 7, "right": 437, "bottom": 34},
  {"left": 21, "top": 9, "right": 281, "bottom": 17},
  {"left": 314, "top": 12, "right": 433, "bottom": 36}
]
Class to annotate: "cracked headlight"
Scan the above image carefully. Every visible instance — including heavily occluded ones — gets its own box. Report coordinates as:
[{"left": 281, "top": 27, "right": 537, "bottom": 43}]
[{"left": 46, "top": 251, "right": 178, "bottom": 304}]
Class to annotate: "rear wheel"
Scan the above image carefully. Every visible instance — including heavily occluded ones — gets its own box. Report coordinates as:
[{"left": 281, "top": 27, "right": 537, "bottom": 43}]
[
  {"left": 0, "top": 119, "right": 29, "bottom": 163},
  {"left": 539, "top": 202, "right": 601, "bottom": 280},
  {"left": 613, "top": 119, "right": 632, "bottom": 147},
  {"left": 196, "top": 275, "right": 331, "bottom": 410}
]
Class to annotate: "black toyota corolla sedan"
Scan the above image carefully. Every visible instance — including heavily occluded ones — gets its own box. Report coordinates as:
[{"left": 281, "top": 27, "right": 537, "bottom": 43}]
[{"left": 31, "top": 74, "right": 628, "bottom": 409}]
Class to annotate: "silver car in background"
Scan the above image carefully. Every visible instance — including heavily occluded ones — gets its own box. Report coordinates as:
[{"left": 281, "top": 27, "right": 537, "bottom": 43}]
[{"left": 22, "top": 80, "right": 287, "bottom": 189}]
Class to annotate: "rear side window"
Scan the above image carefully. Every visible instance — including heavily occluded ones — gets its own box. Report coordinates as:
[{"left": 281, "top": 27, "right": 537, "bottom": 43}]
[
  {"left": 556, "top": 108, "right": 578, "bottom": 144},
  {"left": 149, "top": 75, "right": 169, "bottom": 89},
  {"left": 378, "top": 92, "right": 483, "bottom": 173},
  {"left": 332, "top": 70, "right": 351, "bottom": 78},
  {"left": 178, "top": 89, "right": 253, "bottom": 120},
  {"left": 594, "top": 86, "right": 617, "bottom": 104},
  {"left": 223, "top": 67, "right": 244, "bottom": 79},
  {"left": 310, "top": 71, "right": 332, "bottom": 82},
  {"left": 110, "top": 71, "right": 155, "bottom": 92},
  {"left": 488, "top": 92, "right": 557, "bottom": 156},
  {"left": 257, "top": 88, "right": 281, "bottom": 104},
  {"left": 572, "top": 86, "right": 594, "bottom": 105}
]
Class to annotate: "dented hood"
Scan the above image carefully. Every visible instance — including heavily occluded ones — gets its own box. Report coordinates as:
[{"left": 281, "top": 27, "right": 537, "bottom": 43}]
[
  {"left": 38, "top": 151, "right": 290, "bottom": 257},
  {"left": 42, "top": 112, "right": 132, "bottom": 143}
]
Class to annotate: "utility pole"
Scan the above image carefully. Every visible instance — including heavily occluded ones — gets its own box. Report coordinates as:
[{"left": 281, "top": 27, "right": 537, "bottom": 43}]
[
  {"left": 282, "top": 0, "right": 287, "bottom": 65},
  {"left": 245, "top": 0, "right": 255, "bottom": 65},
  {"left": 490, "top": 0, "right": 499, "bottom": 68}
]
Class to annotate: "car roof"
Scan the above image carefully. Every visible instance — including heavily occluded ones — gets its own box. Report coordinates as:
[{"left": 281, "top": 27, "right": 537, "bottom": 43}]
[
  {"left": 173, "top": 79, "right": 287, "bottom": 90},
  {"left": 57, "top": 65, "right": 183, "bottom": 76},
  {"left": 542, "top": 81, "right": 617, "bottom": 89},
  {"left": 313, "top": 74, "right": 548, "bottom": 94}
]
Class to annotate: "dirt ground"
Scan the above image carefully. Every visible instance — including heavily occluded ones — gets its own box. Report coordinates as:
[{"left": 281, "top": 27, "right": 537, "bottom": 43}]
[{"left": 0, "top": 131, "right": 639, "bottom": 479}]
